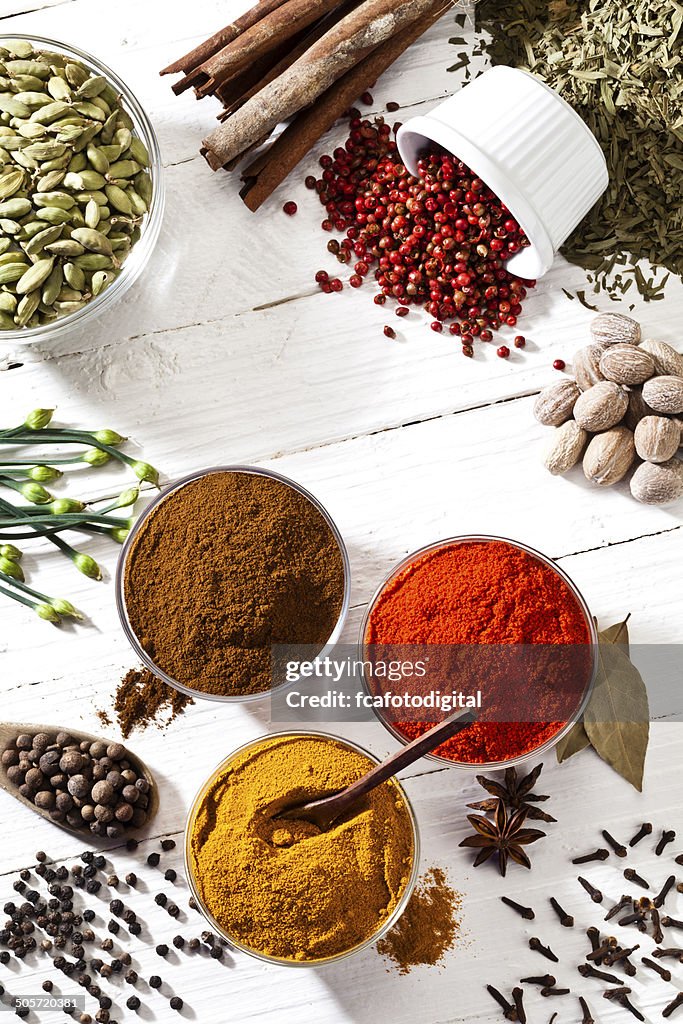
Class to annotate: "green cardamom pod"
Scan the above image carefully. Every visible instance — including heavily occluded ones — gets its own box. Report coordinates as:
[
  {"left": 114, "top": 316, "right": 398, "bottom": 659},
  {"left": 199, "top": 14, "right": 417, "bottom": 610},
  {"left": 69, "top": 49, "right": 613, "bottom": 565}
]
[
  {"left": 4, "top": 41, "right": 34, "bottom": 59},
  {"left": 36, "top": 207, "right": 72, "bottom": 224},
  {"left": 24, "top": 141, "right": 68, "bottom": 161},
  {"left": 41, "top": 262, "right": 63, "bottom": 305},
  {"left": 30, "top": 100, "right": 72, "bottom": 125},
  {"left": 35, "top": 170, "right": 65, "bottom": 192},
  {"left": 74, "top": 74, "right": 108, "bottom": 99},
  {"left": 104, "top": 183, "right": 131, "bottom": 214},
  {"left": 0, "top": 197, "right": 31, "bottom": 218},
  {"left": 14, "top": 91, "right": 52, "bottom": 110},
  {"left": 16, "top": 289, "right": 41, "bottom": 326},
  {"left": 107, "top": 159, "right": 140, "bottom": 179},
  {"left": 65, "top": 62, "right": 89, "bottom": 88},
  {"left": 84, "top": 197, "right": 100, "bottom": 228},
  {"left": 33, "top": 191, "right": 76, "bottom": 210},
  {"left": 73, "top": 101, "right": 105, "bottom": 122},
  {"left": 86, "top": 143, "right": 109, "bottom": 174},
  {"left": 0, "top": 95, "right": 31, "bottom": 118},
  {"left": 63, "top": 261, "right": 85, "bottom": 290},
  {"left": 71, "top": 226, "right": 113, "bottom": 257},
  {"left": 128, "top": 137, "right": 150, "bottom": 168},
  {"left": 0, "top": 252, "right": 28, "bottom": 266},
  {"left": 0, "top": 168, "right": 24, "bottom": 199},
  {"left": 91, "top": 269, "right": 115, "bottom": 296},
  {"left": 16, "top": 257, "right": 54, "bottom": 294},
  {"left": 47, "top": 76, "right": 72, "bottom": 101},
  {"left": 0, "top": 291, "right": 17, "bottom": 311},
  {"left": 24, "top": 223, "right": 63, "bottom": 254},
  {"left": 5, "top": 60, "right": 50, "bottom": 79},
  {"left": 0, "top": 261, "right": 26, "bottom": 284},
  {"left": 18, "top": 121, "right": 47, "bottom": 139},
  {"left": 45, "top": 239, "right": 84, "bottom": 257},
  {"left": 72, "top": 252, "right": 111, "bottom": 271}
]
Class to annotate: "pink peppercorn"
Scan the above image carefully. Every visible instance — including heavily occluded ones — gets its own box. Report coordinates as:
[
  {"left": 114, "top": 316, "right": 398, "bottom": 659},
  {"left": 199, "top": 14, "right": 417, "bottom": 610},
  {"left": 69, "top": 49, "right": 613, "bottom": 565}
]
[
  {"left": 384, "top": 325, "right": 396, "bottom": 339},
  {"left": 514, "top": 335, "right": 526, "bottom": 348},
  {"left": 497, "top": 346, "right": 510, "bottom": 359},
  {"left": 283, "top": 201, "right": 298, "bottom": 216},
  {"left": 553, "top": 359, "right": 566, "bottom": 371}
]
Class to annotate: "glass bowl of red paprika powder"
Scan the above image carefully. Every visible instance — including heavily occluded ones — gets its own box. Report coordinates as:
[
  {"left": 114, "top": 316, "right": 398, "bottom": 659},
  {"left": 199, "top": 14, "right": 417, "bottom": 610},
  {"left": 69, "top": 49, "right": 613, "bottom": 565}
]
[{"left": 361, "top": 535, "right": 598, "bottom": 770}]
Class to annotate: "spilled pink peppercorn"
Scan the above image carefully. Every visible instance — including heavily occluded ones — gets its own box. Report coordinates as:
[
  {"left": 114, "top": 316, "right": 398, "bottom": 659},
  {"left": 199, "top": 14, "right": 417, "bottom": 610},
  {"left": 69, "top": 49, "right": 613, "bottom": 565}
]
[{"left": 307, "top": 115, "right": 535, "bottom": 354}]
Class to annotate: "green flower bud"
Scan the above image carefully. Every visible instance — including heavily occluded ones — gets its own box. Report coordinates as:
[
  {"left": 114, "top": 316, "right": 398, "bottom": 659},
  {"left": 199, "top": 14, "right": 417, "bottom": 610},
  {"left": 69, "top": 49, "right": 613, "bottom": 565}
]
[
  {"left": 28, "top": 465, "right": 63, "bottom": 482},
  {"left": 110, "top": 527, "right": 130, "bottom": 544},
  {"left": 132, "top": 461, "right": 159, "bottom": 486},
  {"left": 81, "top": 448, "right": 111, "bottom": 467},
  {"left": 50, "top": 598, "right": 84, "bottom": 620},
  {"left": 36, "top": 602, "right": 61, "bottom": 623},
  {"left": 0, "top": 544, "right": 22, "bottom": 561},
  {"left": 20, "top": 482, "right": 53, "bottom": 504},
  {"left": 0, "top": 555, "right": 24, "bottom": 582},
  {"left": 74, "top": 553, "right": 102, "bottom": 580},
  {"left": 115, "top": 487, "right": 139, "bottom": 509},
  {"left": 24, "top": 408, "right": 54, "bottom": 430},
  {"left": 93, "top": 428, "right": 126, "bottom": 446},
  {"left": 50, "top": 498, "right": 86, "bottom": 515}
]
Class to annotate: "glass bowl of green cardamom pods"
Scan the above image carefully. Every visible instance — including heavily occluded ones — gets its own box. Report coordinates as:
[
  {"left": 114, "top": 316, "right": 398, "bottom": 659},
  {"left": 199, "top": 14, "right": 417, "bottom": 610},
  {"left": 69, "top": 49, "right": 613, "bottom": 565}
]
[{"left": 0, "top": 34, "right": 164, "bottom": 344}]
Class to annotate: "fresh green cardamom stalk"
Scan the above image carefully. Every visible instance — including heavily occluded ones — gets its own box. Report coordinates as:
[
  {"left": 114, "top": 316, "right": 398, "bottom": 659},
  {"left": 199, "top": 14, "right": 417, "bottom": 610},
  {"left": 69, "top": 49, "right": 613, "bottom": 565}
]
[{"left": 0, "top": 39, "right": 154, "bottom": 330}]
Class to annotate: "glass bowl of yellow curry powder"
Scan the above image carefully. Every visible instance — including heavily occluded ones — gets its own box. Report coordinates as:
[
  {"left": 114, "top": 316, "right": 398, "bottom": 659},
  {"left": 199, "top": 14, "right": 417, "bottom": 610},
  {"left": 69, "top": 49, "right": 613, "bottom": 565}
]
[{"left": 185, "top": 732, "right": 419, "bottom": 966}]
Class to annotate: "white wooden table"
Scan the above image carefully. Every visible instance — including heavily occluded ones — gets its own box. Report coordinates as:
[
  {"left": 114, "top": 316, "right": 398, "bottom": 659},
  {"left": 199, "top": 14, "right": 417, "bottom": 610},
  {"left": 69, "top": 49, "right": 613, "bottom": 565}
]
[{"left": 0, "top": 2, "right": 681, "bottom": 1021}]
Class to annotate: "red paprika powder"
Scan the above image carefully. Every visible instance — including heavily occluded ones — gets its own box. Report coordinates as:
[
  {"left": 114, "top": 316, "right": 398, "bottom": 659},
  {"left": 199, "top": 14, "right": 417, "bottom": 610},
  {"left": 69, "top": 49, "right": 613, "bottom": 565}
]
[{"left": 365, "top": 539, "right": 593, "bottom": 764}]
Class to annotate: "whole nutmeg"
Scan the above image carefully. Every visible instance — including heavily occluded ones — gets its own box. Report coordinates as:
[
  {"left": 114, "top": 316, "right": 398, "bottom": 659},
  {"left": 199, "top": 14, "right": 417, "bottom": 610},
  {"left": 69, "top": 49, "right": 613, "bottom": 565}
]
[
  {"left": 590, "top": 311, "right": 641, "bottom": 347},
  {"left": 630, "top": 458, "right": 683, "bottom": 505},
  {"left": 533, "top": 379, "right": 581, "bottom": 426},
  {"left": 574, "top": 381, "right": 628, "bottom": 432},
  {"left": 573, "top": 342, "right": 607, "bottom": 391},
  {"left": 583, "top": 426, "right": 635, "bottom": 486},
  {"left": 543, "top": 420, "right": 588, "bottom": 475},
  {"left": 639, "top": 339, "right": 683, "bottom": 378},
  {"left": 642, "top": 375, "right": 683, "bottom": 415},
  {"left": 599, "top": 344, "right": 655, "bottom": 386},
  {"left": 634, "top": 416, "right": 680, "bottom": 463}
]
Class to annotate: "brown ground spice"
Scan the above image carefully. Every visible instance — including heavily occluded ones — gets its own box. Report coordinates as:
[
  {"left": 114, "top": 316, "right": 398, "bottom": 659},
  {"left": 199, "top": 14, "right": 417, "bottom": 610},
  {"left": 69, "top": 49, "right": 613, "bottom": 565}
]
[
  {"left": 188, "top": 734, "right": 414, "bottom": 962},
  {"left": 123, "top": 471, "right": 345, "bottom": 697},
  {"left": 102, "top": 667, "right": 194, "bottom": 739},
  {"left": 376, "top": 867, "right": 462, "bottom": 974}
]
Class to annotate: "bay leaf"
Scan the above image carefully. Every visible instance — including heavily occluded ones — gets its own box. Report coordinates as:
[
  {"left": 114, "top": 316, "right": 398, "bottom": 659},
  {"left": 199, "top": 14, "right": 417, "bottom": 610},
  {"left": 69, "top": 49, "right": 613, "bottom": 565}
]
[
  {"left": 555, "top": 721, "right": 590, "bottom": 763},
  {"left": 583, "top": 620, "right": 649, "bottom": 791}
]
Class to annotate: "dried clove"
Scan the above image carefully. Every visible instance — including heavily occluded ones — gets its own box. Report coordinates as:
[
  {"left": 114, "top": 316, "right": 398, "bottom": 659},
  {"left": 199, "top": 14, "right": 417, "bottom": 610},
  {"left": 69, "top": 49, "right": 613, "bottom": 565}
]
[
  {"left": 486, "top": 984, "right": 516, "bottom": 1020},
  {"left": 640, "top": 955, "right": 671, "bottom": 981},
  {"left": 573, "top": 849, "right": 609, "bottom": 865},
  {"left": 529, "top": 937, "right": 559, "bottom": 962},
  {"left": 662, "top": 916, "right": 683, "bottom": 930},
  {"left": 578, "top": 963, "right": 621, "bottom": 985},
  {"left": 541, "top": 987, "right": 570, "bottom": 997},
  {"left": 520, "top": 975, "right": 556, "bottom": 987},
  {"left": 629, "top": 822, "right": 652, "bottom": 847},
  {"left": 501, "top": 896, "right": 535, "bottom": 920},
  {"left": 652, "top": 908, "right": 664, "bottom": 945},
  {"left": 586, "top": 926, "right": 601, "bottom": 953},
  {"left": 579, "top": 995, "right": 595, "bottom": 1024},
  {"left": 653, "top": 947, "right": 683, "bottom": 962},
  {"left": 578, "top": 877, "right": 603, "bottom": 903},
  {"left": 624, "top": 868, "right": 650, "bottom": 890},
  {"left": 664, "top": 993, "right": 683, "bottom": 1019},
  {"left": 656, "top": 830, "right": 676, "bottom": 856},
  {"left": 603, "top": 987, "right": 645, "bottom": 1021},
  {"left": 549, "top": 896, "right": 574, "bottom": 927},
  {"left": 619, "top": 912, "right": 645, "bottom": 927},
  {"left": 605, "top": 895, "right": 632, "bottom": 921},
  {"left": 587, "top": 939, "right": 616, "bottom": 964},
  {"left": 675, "top": 855, "right": 683, "bottom": 866},
  {"left": 602, "top": 830, "right": 627, "bottom": 857},
  {"left": 512, "top": 987, "right": 527, "bottom": 1024}
]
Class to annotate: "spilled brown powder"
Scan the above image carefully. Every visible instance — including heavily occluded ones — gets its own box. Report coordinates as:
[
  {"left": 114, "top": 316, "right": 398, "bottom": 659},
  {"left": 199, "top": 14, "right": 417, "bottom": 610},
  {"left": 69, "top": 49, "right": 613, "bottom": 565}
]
[
  {"left": 376, "top": 867, "right": 462, "bottom": 974},
  {"left": 108, "top": 667, "right": 194, "bottom": 739}
]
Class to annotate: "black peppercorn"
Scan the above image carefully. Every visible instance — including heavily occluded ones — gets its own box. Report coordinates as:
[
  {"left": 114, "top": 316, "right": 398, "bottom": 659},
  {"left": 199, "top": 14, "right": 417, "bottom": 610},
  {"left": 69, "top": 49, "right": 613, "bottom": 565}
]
[
  {"left": 201, "top": 931, "right": 214, "bottom": 946},
  {"left": 42, "top": 980, "right": 53, "bottom": 992},
  {"left": 36, "top": 851, "right": 46, "bottom": 862},
  {"left": 125, "top": 970, "right": 138, "bottom": 985},
  {"left": 20, "top": 869, "right": 30, "bottom": 881},
  {"left": 128, "top": 922, "right": 142, "bottom": 936},
  {"left": 210, "top": 945, "right": 223, "bottom": 960},
  {"left": 107, "top": 920, "right": 119, "bottom": 934},
  {"left": 125, "top": 997, "right": 140, "bottom": 1011},
  {"left": 83, "top": 865, "right": 96, "bottom": 879},
  {"left": 95, "top": 1012, "right": 110, "bottom": 1024},
  {"left": 164, "top": 869, "right": 177, "bottom": 883},
  {"left": 146, "top": 854, "right": 160, "bottom": 867},
  {"left": 154, "top": 894, "right": 167, "bottom": 907},
  {"left": 188, "top": 897, "right": 197, "bottom": 911},
  {"left": 109, "top": 900, "right": 123, "bottom": 917},
  {"left": 167, "top": 904, "right": 179, "bottom": 919},
  {"left": 148, "top": 976, "right": 162, "bottom": 989},
  {"left": 15, "top": 1008, "right": 30, "bottom": 1019},
  {"left": 155, "top": 944, "right": 169, "bottom": 957},
  {"left": 107, "top": 876, "right": 118, "bottom": 888},
  {"left": 13, "top": 881, "right": 25, "bottom": 893},
  {"left": 188, "top": 938, "right": 200, "bottom": 951},
  {"left": 125, "top": 873, "right": 137, "bottom": 887},
  {"left": 0, "top": 952, "right": 9, "bottom": 965},
  {"left": 82, "top": 910, "right": 95, "bottom": 923},
  {"left": 93, "top": 857, "right": 105, "bottom": 870},
  {"left": 170, "top": 997, "right": 183, "bottom": 1011},
  {"left": 98, "top": 997, "right": 111, "bottom": 1010},
  {"left": 123, "top": 910, "right": 136, "bottom": 925},
  {"left": 172, "top": 935, "right": 184, "bottom": 949},
  {"left": 110, "top": 959, "right": 122, "bottom": 973},
  {"left": 126, "top": 838, "right": 138, "bottom": 851}
]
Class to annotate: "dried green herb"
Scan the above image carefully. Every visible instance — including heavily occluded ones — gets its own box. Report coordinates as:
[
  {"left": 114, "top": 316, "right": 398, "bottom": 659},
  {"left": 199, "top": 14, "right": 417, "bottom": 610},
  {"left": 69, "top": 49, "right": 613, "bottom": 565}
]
[
  {"left": 555, "top": 617, "right": 649, "bottom": 791},
  {"left": 465, "top": 0, "right": 683, "bottom": 303}
]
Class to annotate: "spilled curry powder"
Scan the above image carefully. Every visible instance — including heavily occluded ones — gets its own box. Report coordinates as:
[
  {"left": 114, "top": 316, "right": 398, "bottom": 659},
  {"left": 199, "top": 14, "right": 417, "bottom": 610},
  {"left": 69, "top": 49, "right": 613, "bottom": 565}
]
[
  {"left": 123, "top": 470, "right": 345, "bottom": 697},
  {"left": 188, "top": 734, "right": 415, "bottom": 962},
  {"left": 376, "top": 867, "right": 462, "bottom": 974}
]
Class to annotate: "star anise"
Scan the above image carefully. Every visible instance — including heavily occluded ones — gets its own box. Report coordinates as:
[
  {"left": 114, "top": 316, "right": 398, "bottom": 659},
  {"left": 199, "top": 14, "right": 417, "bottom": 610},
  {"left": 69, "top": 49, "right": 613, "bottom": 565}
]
[
  {"left": 459, "top": 798, "right": 546, "bottom": 877},
  {"left": 466, "top": 762, "right": 557, "bottom": 823}
]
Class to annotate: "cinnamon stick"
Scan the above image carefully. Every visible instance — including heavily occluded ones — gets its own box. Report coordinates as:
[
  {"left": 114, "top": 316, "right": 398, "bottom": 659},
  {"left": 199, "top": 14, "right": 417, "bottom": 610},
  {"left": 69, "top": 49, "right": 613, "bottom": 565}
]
[
  {"left": 219, "top": 0, "right": 363, "bottom": 119},
  {"left": 180, "top": 0, "right": 345, "bottom": 98},
  {"left": 239, "top": 0, "right": 446, "bottom": 210},
  {"left": 203, "top": 0, "right": 444, "bottom": 170},
  {"left": 160, "top": 0, "right": 289, "bottom": 77}
]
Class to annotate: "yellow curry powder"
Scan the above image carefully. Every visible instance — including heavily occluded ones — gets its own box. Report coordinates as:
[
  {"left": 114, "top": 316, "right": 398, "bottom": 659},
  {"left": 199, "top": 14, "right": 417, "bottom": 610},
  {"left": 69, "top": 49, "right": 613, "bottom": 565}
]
[{"left": 189, "top": 734, "right": 415, "bottom": 962}]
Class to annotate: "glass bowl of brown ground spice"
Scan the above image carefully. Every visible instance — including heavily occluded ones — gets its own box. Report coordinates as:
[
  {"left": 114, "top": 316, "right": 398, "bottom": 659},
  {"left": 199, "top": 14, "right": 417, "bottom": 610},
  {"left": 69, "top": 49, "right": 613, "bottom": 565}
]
[
  {"left": 360, "top": 535, "right": 598, "bottom": 771},
  {"left": 184, "top": 731, "right": 420, "bottom": 967},
  {"left": 116, "top": 467, "right": 350, "bottom": 702}
]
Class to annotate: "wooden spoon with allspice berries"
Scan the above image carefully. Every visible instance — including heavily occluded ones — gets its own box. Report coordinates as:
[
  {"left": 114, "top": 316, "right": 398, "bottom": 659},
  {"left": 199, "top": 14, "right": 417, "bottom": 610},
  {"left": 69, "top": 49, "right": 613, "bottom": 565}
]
[{"left": 0, "top": 722, "right": 158, "bottom": 840}]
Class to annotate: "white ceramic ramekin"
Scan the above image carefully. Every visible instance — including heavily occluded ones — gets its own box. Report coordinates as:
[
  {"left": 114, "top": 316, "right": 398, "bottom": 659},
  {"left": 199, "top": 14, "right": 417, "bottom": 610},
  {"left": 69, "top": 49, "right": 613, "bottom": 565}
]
[{"left": 396, "top": 66, "right": 608, "bottom": 280}]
